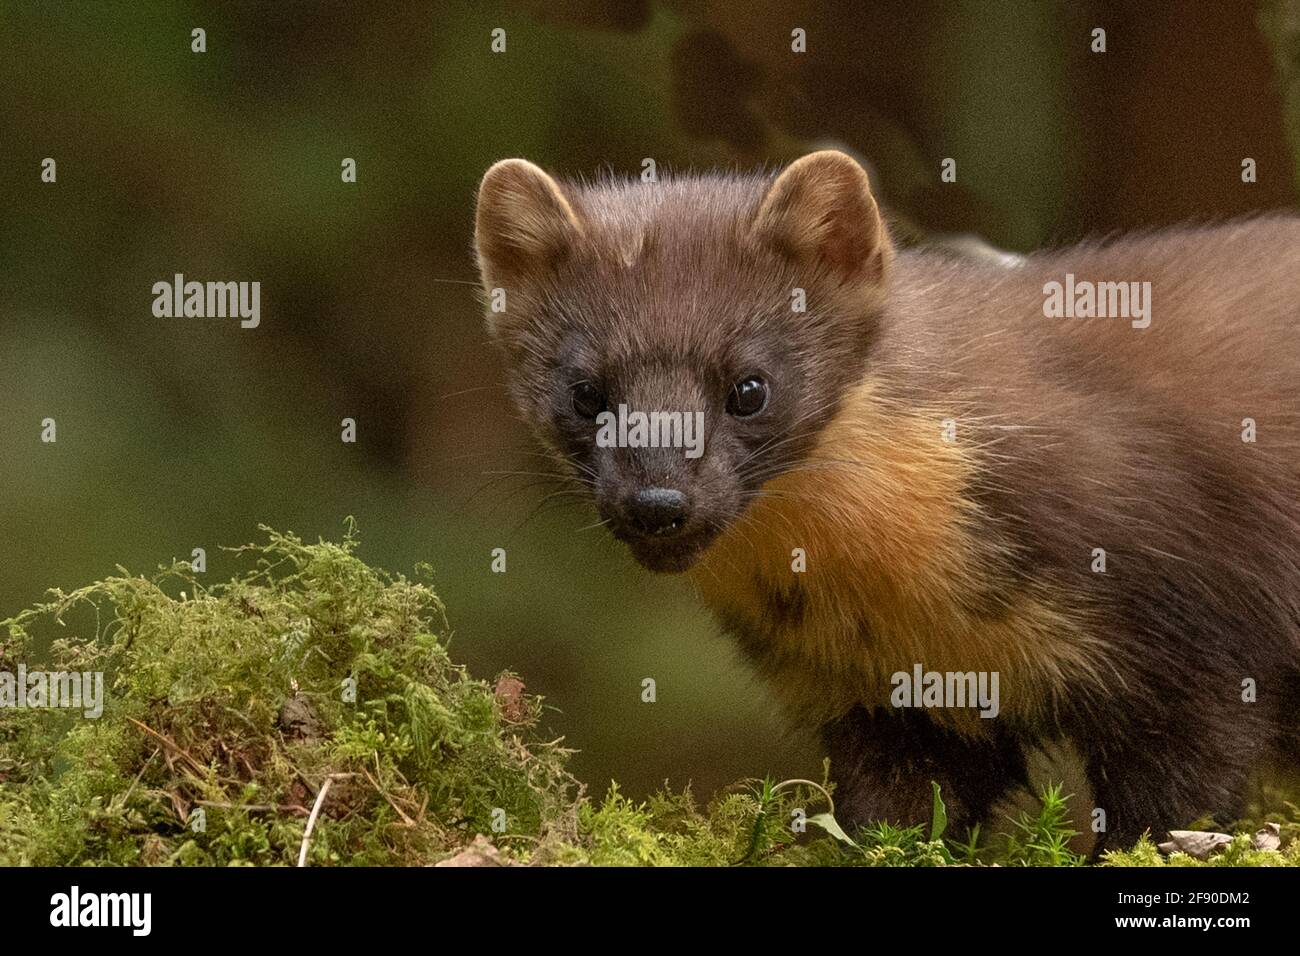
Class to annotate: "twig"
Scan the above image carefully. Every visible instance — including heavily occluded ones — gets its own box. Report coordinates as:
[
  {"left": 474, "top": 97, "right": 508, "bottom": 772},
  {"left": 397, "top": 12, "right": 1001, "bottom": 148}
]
[
  {"left": 121, "top": 748, "right": 159, "bottom": 805},
  {"left": 361, "top": 767, "right": 418, "bottom": 827},
  {"left": 125, "top": 717, "right": 209, "bottom": 777},
  {"left": 297, "top": 773, "right": 356, "bottom": 867}
]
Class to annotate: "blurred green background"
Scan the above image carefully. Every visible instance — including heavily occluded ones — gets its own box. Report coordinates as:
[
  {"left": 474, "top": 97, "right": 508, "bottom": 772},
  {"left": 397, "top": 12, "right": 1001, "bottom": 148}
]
[{"left": 3, "top": 0, "right": 1298, "bottom": 800}]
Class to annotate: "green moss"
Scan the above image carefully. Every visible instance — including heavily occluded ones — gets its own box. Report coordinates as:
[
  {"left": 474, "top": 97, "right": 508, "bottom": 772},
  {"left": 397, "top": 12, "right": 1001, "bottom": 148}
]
[
  {"left": 0, "top": 523, "right": 576, "bottom": 866},
  {"left": 1101, "top": 832, "right": 1300, "bottom": 868},
  {"left": 1, "top": 523, "right": 1294, "bottom": 866}
]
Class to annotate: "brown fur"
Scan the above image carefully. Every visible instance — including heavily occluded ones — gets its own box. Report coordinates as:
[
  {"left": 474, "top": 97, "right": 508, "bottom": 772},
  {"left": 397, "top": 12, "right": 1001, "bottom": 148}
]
[{"left": 474, "top": 152, "right": 1300, "bottom": 852}]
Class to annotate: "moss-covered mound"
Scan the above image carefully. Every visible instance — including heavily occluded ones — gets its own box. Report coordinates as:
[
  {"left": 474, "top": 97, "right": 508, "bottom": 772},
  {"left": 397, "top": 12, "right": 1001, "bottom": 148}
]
[
  {"left": 0, "top": 525, "right": 583, "bottom": 865},
  {"left": 1, "top": 525, "right": 1295, "bottom": 866}
]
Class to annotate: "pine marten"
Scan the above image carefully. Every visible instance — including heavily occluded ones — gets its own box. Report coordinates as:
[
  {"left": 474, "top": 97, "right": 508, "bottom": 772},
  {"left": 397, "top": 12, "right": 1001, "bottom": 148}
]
[{"left": 472, "top": 150, "right": 1300, "bottom": 853}]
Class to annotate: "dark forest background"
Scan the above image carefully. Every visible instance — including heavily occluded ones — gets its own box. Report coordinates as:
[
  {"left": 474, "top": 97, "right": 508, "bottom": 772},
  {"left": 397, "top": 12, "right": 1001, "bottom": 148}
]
[{"left": 3, "top": 0, "right": 1298, "bottom": 799}]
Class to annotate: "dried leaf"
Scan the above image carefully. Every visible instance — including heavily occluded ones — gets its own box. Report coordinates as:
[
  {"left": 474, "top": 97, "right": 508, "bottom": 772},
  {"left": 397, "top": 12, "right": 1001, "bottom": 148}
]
[
  {"left": 1157, "top": 830, "right": 1232, "bottom": 859},
  {"left": 1252, "top": 823, "right": 1281, "bottom": 852},
  {"left": 434, "top": 834, "right": 520, "bottom": 867}
]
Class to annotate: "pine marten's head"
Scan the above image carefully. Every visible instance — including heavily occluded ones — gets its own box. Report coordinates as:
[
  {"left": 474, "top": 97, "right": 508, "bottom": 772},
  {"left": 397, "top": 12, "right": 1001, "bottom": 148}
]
[{"left": 474, "top": 151, "right": 893, "bottom": 573}]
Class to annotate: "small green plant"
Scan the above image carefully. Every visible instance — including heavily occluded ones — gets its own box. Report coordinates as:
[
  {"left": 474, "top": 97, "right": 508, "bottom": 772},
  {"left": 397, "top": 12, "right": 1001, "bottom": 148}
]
[
  {"left": 949, "top": 823, "right": 984, "bottom": 865},
  {"left": 1002, "top": 783, "right": 1085, "bottom": 866}
]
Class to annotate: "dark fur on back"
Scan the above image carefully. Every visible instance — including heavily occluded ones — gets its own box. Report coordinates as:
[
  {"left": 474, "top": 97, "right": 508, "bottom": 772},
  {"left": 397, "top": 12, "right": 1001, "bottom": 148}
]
[{"left": 874, "top": 221, "right": 1300, "bottom": 847}]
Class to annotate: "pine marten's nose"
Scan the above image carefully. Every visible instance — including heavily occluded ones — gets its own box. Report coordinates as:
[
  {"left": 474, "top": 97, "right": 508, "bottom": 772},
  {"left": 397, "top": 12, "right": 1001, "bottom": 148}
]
[{"left": 625, "top": 487, "right": 690, "bottom": 537}]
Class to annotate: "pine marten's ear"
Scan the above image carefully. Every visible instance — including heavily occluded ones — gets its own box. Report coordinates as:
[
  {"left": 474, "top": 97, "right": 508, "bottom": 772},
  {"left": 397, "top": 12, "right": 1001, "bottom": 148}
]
[
  {"left": 474, "top": 159, "right": 584, "bottom": 292},
  {"left": 751, "top": 151, "right": 891, "bottom": 285}
]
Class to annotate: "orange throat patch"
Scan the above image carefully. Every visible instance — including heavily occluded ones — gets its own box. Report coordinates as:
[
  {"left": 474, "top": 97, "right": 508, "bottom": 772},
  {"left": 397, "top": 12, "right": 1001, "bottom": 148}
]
[{"left": 688, "top": 380, "right": 1108, "bottom": 734}]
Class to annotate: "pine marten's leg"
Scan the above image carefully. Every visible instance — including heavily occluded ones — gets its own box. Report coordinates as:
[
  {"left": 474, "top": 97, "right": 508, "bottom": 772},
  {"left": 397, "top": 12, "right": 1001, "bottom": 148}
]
[
  {"left": 1276, "top": 667, "right": 1300, "bottom": 766},
  {"left": 821, "top": 706, "right": 1028, "bottom": 835},
  {"left": 1077, "top": 691, "right": 1264, "bottom": 855}
]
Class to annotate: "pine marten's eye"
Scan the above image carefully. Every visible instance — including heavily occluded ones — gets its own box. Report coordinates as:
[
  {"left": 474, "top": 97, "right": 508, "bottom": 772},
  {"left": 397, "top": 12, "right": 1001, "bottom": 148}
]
[
  {"left": 727, "top": 376, "right": 769, "bottom": 417},
  {"left": 570, "top": 381, "right": 607, "bottom": 419}
]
